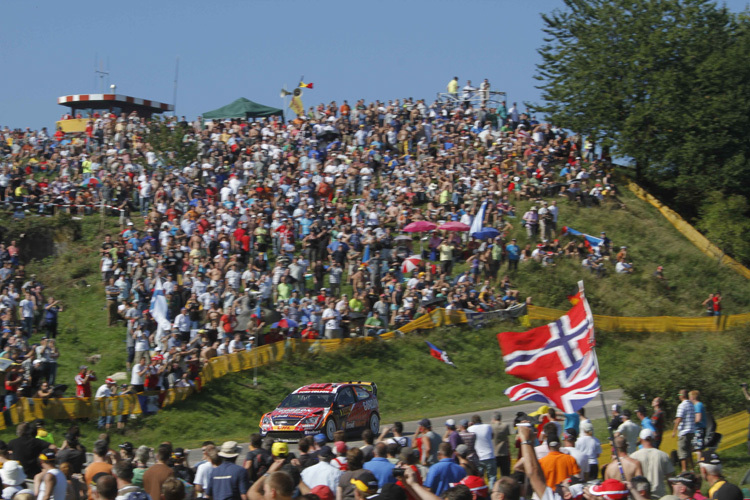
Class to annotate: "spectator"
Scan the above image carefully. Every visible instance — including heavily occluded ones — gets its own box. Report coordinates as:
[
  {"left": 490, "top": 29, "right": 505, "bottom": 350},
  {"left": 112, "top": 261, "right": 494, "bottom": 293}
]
[
  {"left": 575, "top": 421, "right": 602, "bottom": 480},
  {"left": 614, "top": 410, "right": 640, "bottom": 454},
  {"left": 467, "top": 415, "right": 496, "bottom": 488},
  {"left": 206, "top": 441, "right": 248, "bottom": 500},
  {"left": 630, "top": 429, "right": 674, "bottom": 498},
  {"left": 84, "top": 441, "right": 114, "bottom": 500},
  {"left": 602, "top": 436, "right": 642, "bottom": 482},
  {"left": 538, "top": 431, "right": 580, "bottom": 488},
  {"left": 490, "top": 413, "right": 511, "bottom": 478},
  {"left": 301, "top": 445, "right": 341, "bottom": 491},
  {"left": 363, "top": 443, "right": 395, "bottom": 488},
  {"left": 142, "top": 445, "right": 173, "bottom": 500},
  {"left": 423, "top": 443, "right": 466, "bottom": 496},
  {"left": 672, "top": 389, "right": 696, "bottom": 472},
  {"left": 698, "top": 453, "right": 742, "bottom": 500},
  {"left": 8, "top": 422, "right": 49, "bottom": 478}
]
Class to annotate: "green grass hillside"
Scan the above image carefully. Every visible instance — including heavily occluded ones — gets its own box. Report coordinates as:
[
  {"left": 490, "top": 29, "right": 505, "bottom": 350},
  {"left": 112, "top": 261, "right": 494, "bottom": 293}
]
[{"left": 0, "top": 324, "right": 637, "bottom": 447}]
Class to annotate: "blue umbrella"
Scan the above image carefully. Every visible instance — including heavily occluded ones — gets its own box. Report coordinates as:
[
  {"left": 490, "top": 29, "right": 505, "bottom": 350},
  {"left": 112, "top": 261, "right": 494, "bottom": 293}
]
[{"left": 471, "top": 228, "right": 500, "bottom": 240}]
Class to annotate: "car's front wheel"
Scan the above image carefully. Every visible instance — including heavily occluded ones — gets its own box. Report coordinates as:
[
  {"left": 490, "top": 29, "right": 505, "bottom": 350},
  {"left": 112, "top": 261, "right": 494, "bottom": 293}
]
[
  {"left": 325, "top": 417, "right": 337, "bottom": 441},
  {"left": 368, "top": 413, "right": 380, "bottom": 435}
]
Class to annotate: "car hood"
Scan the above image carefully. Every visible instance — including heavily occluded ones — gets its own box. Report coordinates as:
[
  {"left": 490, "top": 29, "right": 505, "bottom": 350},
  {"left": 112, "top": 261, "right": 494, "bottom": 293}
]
[{"left": 267, "top": 407, "right": 328, "bottom": 419}]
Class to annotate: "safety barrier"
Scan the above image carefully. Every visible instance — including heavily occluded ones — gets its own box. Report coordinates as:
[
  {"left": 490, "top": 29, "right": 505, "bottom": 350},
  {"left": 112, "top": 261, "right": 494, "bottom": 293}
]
[
  {"left": 527, "top": 305, "right": 750, "bottom": 333},
  {"left": 627, "top": 182, "right": 750, "bottom": 280},
  {"left": 596, "top": 411, "right": 748, "bottom": 465},
  {"left": 5, "top": 300, "right": 748, "bottom": 429}
]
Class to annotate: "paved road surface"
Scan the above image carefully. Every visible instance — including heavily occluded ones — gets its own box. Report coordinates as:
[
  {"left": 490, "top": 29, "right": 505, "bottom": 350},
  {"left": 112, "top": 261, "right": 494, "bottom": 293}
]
[{"left": 185, "top": 388, "right": 623, "bottom": 464}]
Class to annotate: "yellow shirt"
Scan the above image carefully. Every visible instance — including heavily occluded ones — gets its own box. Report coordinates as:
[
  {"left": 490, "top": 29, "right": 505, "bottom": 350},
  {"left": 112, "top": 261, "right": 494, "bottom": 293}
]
[{"left": 447, "top": 79, "right": 459, "bottom": 94}]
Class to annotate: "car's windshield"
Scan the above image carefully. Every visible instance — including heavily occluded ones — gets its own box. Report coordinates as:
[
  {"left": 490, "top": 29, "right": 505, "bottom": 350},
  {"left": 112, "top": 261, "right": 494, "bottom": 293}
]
[{"left": 279, "top": 393, "right": 334, "bottom": 408}]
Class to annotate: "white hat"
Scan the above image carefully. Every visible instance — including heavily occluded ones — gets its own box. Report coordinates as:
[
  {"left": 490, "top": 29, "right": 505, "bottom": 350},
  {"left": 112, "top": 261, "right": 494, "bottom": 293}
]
[
  {"left": 0, "top": 461, "right": 26, "bottom": 486},
  {"left": 639, "top": 428, "right": 654, "bottom": 440},
  {"left": 445, "top": 419, "right": 456, "bottom": 427},
  {"left": 218, "top": 441, "right": 240, "bottom": 458}
]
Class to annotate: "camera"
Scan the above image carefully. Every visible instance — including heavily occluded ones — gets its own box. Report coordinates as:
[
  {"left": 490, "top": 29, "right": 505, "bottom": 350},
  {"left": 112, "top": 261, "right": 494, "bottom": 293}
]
[
  {"left": 392, "top": 468, "right": 405, "bottom": 478},
  {"left": 513, "top": 411, "right": 539, "bottom": 427}
]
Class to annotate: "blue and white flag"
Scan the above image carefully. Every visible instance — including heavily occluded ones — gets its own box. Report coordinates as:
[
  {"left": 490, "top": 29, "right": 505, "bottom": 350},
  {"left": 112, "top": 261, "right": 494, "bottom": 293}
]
[
  {"left": 469, "top": 201, "right": 488, "bottom": 237},
  {"left": 150, "top": 278, "right": 173, "bottom": 333}
]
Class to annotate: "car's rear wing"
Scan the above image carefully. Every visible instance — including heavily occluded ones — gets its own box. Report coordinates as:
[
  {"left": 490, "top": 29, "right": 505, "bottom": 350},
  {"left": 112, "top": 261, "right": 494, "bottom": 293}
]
[{"left": 344, "top": 381, "right": 378, "bottom": 396}]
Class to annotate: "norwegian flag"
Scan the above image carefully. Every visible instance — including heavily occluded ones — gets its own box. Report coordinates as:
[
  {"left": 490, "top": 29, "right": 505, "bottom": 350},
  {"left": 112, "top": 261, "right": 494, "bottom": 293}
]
[{"left": 497, "top": 281, "right": 600, "bottom": 413}]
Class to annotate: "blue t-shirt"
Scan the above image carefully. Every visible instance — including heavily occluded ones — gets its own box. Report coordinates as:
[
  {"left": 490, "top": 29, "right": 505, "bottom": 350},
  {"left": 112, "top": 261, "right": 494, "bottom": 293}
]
[
  {"left": 563, "top": 413, "right": 580, "bottom": 434},
  {"left": 641, "top": 417, "right": 656, "bottom": 432},
  {"left": 506, "top": 244, "right": 520, "bottom": 260},
  {"left": 423, "top": 458, "right": 467, "bottom": 496},
  {"left": 363, "top": 457, "right": 395, "bottom": 488},
  {"left": 694, "top": 401, "right": 706, "bottom": 429}
]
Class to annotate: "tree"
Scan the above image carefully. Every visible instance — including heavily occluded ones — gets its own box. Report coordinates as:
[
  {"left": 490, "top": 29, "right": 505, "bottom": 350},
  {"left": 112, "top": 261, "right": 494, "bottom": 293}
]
[
  {"left": 533, "top": 0, "right": 750, "bottom": 217},
  {"left": 697, "top": 191, "right": 750, "bottom": 264},
  {"left": 143, "top": 116, "right": 198, "bottom": 169}
]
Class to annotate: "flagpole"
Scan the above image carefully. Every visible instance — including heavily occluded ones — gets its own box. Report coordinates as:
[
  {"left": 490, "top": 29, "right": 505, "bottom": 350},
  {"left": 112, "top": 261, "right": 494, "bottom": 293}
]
[
  {"left": 581, "top": 279, "right": 628, "bottom": 486},
  {"left": 592, "top": 345, "right": 628, "bottom": 484}
]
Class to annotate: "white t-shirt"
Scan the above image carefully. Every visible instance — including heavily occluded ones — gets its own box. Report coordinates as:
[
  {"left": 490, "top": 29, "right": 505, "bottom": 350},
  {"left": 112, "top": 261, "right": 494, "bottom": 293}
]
[
  {"left": 194, "top": 460, "right": 214, "bottom": 491},
  {"left": 131, "top": 364, "right": 146, "bottom": 385},
  {"left": 468, "top": 423, "right": 495, "bottom": 460},
  {"left": 95, "top": 384, "right": 113, "bottom": 399}
]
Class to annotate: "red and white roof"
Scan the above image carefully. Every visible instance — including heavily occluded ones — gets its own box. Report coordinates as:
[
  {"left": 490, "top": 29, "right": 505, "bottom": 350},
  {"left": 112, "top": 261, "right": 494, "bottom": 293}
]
[{"left": 57, "top": 94, "right": 174, "bottom": 112}]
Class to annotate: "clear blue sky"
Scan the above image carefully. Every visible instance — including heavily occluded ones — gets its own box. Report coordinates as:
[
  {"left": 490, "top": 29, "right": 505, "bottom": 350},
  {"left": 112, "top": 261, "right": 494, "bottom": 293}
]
[{"left": 1, "top": 0, "right": 747, "bottom": 130}]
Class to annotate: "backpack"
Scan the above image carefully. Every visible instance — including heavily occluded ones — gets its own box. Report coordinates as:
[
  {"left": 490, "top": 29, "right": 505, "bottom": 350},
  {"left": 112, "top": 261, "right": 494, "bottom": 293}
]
[
  {"left": 117, "top": 485, "right": 151, "bottom": 500},
  {"left": 247, "top": 449, "right": 273, "bottom": 482}
]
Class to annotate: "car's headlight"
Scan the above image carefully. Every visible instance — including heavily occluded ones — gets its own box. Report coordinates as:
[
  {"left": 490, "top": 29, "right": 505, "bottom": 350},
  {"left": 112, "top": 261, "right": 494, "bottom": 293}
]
[
  {"left": 300, "top": 415, "right": 320, "bottom": 427},
  {"left": 261, "top": 415, "right": 271, "bottom": 426}
]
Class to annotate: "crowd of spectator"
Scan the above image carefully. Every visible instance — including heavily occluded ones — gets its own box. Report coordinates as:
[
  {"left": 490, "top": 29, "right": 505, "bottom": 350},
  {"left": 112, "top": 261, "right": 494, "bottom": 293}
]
[
  {"left": 0, "top": 387, "right": 737, "bottom": 500},
  {"left": 0, "top": 83, "right": 644, "bottom": 412},
  {"left": 0, "top": 238, "right": 63, "bottom": 411}
]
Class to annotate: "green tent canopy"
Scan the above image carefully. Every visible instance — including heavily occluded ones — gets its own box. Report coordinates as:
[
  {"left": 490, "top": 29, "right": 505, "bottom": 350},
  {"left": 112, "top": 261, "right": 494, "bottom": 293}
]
[{"left": 202, "top": 97, "right": 284, "bottom": 121}]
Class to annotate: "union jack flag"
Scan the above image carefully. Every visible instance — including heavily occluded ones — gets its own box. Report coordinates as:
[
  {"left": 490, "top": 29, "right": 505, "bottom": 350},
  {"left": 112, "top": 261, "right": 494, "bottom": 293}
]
[
  {"left": 497, "top": 281, "right": 600, "bottom": 413},
  {"left": 504, "top": 351, "right": 601, "bottom": 413}
]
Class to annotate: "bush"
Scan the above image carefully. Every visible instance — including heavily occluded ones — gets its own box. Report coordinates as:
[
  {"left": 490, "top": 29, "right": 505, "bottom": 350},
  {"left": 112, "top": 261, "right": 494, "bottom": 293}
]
[{"left": 622, "top": 326, "right": 750, "bottom": 417}]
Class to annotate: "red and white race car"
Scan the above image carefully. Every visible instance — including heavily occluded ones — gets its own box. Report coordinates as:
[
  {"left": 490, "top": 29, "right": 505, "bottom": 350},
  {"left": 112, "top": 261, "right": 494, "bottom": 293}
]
[{"left": 259, "top": 382, "right": 380, "bottom": 442}]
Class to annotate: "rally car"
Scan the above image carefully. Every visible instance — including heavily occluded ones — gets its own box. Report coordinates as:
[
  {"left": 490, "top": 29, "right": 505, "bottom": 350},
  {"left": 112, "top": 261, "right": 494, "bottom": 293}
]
[{"left": 259, "top": 382, "right": 380, "bottom": 442}]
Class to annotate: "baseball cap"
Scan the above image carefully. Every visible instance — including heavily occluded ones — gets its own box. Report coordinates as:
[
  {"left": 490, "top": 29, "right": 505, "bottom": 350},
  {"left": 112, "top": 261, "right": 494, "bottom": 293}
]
[
  {"left": 699, "top": 452, "right": 722, "bottom": 466},
  {"left": 639, "top": 429, "right": 654, "bottom": 441},
  {"left": 455, "top": 444, "right": 469, "bottom": 456},
  {"left": 318, "top": 445, "right": 335, "bottom": 459},
  {"left": 39, "top": 450, "right": 56, "bottom": 461},
  {"left": 172, "top": 447, "right": 186, "bottom": 459},
  {"left": 580, "top": 421, "right": 594, "bottom": 433},
  {"left": 588, "top": 479, "right": 629, "bottom": 500},
  {"left": 445, "top": 419, "right": 456, "bottom": 427},
  {"left": 118, "top": 442, "right": 134, "bottom": 453},
  {"left": 350, "top": 470, "right": 379, "bottom": 492},
  {"left": 314, "top": 433, "right": 327, "bottom": 443},
  {"left": 459, "top": 418, "right": 470, "bottom": 428},
  {"left": 334, "top": 441, "right": 347, "bottom": 455},
  {"left": 418, "top": 418, "right": 431, "bottom": 428}
]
